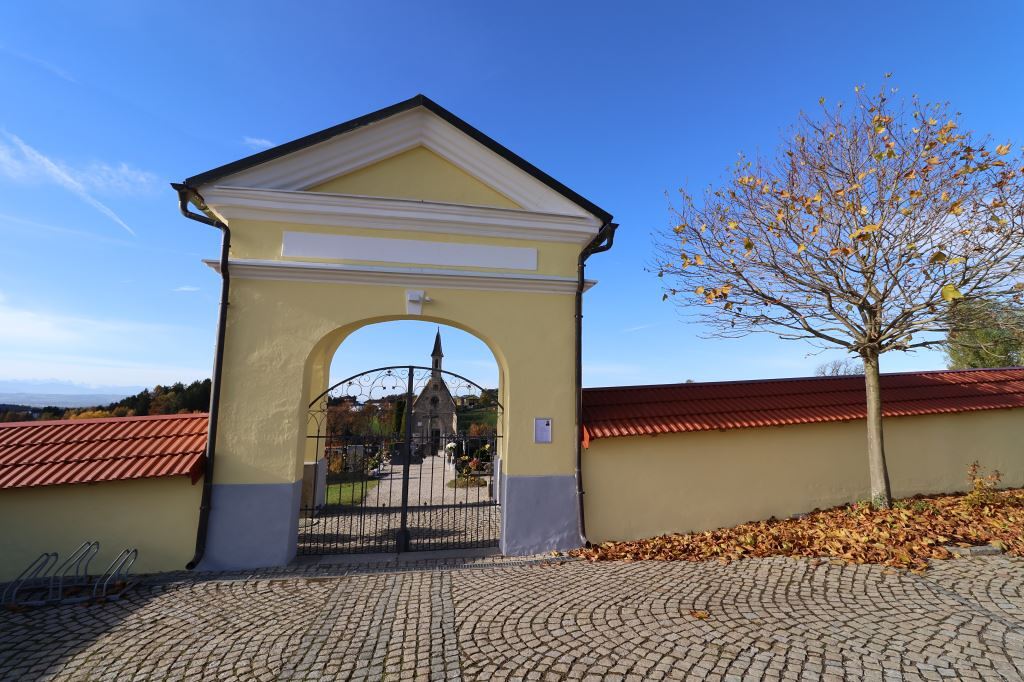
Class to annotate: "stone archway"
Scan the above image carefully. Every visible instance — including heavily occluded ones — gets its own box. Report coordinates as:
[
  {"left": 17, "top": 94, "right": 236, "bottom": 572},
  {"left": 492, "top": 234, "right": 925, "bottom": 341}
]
[{"left": 177, "top": 96, "right": 614, "bottom": 571}]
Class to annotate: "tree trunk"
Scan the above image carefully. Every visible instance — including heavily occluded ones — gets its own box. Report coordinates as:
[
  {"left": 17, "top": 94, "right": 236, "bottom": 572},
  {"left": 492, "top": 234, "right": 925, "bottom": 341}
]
[{"left": 861, "top": 349, "right": 892, "bottom": 508}]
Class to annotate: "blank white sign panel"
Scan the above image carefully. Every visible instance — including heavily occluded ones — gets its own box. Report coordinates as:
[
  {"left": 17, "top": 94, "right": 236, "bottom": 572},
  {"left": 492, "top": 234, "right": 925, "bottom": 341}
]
[
  {"left": 534, "top": 417, "right": 552, "bottom": 444},
  {"left": 283, "top": 231, "right": 538, "bottom": 270}
]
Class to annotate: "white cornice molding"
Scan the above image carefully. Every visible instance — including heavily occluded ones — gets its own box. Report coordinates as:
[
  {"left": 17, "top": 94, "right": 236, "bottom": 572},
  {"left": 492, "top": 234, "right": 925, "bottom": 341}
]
[
  {"left": 206, "top": 258, "right": 598, "bottom": 294},
  {"left": 193, "top": 109, "right": 596, "bottom": 219},
  {"left": 201, "top": 186, "right": 602, "bottom": 243}
]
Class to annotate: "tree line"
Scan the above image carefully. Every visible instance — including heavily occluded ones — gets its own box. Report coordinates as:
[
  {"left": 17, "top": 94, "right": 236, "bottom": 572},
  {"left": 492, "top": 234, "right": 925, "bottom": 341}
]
[{"left": 0, "top": 379, "right": 211, "bottom": 422}]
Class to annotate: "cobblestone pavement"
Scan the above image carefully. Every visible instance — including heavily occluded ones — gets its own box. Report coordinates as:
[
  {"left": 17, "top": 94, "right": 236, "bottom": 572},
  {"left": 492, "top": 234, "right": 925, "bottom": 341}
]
[
  {"left": 1, "top": 554, "right": 1022, "bottom": 681},
  {"left": 297, "top": 503, "right": 501, "bottom": 555}
]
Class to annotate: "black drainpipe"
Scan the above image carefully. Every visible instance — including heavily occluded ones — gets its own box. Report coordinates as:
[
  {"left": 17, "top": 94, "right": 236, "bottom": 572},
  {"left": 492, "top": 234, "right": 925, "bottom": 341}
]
[
  {"left": 574, "top": 220, "right": 617, "bottom": 546},
  {"left": 171, "top": 182, "right": 230, "bottom": 570}
]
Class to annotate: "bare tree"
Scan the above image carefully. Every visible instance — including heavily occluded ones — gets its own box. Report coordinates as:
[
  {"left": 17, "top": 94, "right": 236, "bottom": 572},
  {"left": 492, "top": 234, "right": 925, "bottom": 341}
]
[
  {"left": 655, "top": 79, "right": 1024, "bottom": 507},
  {"left": 814, "top": 359, "right": 864, "bottom": 376}
]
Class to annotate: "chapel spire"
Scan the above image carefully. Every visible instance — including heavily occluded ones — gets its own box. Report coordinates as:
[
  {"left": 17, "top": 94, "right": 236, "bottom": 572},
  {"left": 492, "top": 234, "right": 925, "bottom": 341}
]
[{"left": 431, "top": 329, "right": 443, "bottom": 372}]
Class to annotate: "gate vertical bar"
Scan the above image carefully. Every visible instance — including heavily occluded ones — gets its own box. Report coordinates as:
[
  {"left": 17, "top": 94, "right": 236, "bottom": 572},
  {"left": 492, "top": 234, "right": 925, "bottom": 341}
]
[{"left": 397, "top": 366, "right": 414, "bottom": 552}]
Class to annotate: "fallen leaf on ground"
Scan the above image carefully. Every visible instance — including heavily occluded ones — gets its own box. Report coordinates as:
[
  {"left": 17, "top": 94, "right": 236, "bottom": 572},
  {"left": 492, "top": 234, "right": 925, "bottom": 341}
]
[{"left": 573, "top": 489, "right": 1024, "bottom": 572}]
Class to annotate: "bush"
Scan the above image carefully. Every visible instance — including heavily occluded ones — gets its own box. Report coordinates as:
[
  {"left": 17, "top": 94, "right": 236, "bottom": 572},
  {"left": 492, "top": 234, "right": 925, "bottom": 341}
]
[{"left": 962, "top": 461, "right": 1003, "bottom": 509}]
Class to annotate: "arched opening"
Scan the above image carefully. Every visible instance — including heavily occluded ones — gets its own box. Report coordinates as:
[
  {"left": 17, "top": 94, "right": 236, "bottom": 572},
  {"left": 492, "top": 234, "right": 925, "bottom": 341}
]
[{"left": 298, "top": 321, "right": 504, "bottom": 555}]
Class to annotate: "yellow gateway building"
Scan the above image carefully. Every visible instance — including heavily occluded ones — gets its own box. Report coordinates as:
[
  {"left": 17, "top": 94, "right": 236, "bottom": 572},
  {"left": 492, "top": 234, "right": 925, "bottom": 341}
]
[{"left": 171, "top": 95, "right": 617, "bottom": 570}]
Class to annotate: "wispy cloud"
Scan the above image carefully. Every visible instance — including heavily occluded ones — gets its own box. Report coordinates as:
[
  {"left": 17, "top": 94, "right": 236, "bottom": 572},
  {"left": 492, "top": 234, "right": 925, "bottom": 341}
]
[
  {"left": 583, "top": 361, "right": 647, "bottom": 380},
  {"left": 243, "top": 136, "right": 274, "bottom": 151},
  {"left": 0, "top": 292, "right": 207, "bottom": 386},
  {"left": 173, "top": 285, "right": 200, "bottom": 292},
  {"left": 621, "top": 322, "right": 660, "bottom": 333},
  {"left": 0, "top": 133, "right": 158, "bottom": 235},
  {"left": 79, "top": 161, "right": 159, "bottom": 194},
  {"left": 0, "top": 211, "right": 130, "bottom": 246},
  {"left": 0, "top": 291, "right": 162, "bottom": 345},
  {"left": 0, "top": 44, "right": 75, "bottom": 82}
]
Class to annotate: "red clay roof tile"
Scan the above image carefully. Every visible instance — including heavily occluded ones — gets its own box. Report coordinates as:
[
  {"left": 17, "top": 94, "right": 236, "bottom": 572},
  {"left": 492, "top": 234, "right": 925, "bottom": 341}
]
[
  {"left": 582, "top": 368, "right": 1024, "bottom": 445},
  {"left": 0, "top": 413, "right": 208, "bottom": 489}
]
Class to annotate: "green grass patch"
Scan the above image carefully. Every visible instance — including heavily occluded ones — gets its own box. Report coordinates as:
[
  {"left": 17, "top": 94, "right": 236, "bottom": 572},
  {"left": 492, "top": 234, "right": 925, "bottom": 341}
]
[
  {"left": 325, "top": 479, "right": 379, "bottom": 505},
  {"left": 456, "top": 407, "right": 498, "bottom": 431}
]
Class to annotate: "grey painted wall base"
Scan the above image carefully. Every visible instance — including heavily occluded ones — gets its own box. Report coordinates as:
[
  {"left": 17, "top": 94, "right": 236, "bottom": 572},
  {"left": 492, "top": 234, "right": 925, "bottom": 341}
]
[
  {"left": 198, "top": 480, "right": 302, "bottom": 572},
  {"left": 500, "top": 474, "right": 581, "bottom": 556}
]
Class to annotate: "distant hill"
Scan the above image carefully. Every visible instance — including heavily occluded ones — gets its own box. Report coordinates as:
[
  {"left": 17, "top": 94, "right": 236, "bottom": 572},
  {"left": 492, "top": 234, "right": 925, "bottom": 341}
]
[
  {"left": 0, "top": 393, "right": 131, "bottom": 408},
  {"left": 0, "top": 379, "right": 144, "bottom": 396}
]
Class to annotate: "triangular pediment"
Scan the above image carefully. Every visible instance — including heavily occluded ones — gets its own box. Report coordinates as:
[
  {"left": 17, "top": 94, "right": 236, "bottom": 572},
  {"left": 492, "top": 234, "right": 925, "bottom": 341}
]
[
  {"left": 306, "top": 146, "right": 520, "bottom": 209},
  {"left": 186, "top": 97, "right": 609, "bottom": 222}
]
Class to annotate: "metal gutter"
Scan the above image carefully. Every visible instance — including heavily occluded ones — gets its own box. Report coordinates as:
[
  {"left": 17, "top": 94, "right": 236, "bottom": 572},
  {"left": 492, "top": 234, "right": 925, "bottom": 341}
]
[
  {"left": 574, "top": 220, "right": 618, "bottom": 546},
  {"left": 171, "top": 182, "right": 230, "bottom": 570}
]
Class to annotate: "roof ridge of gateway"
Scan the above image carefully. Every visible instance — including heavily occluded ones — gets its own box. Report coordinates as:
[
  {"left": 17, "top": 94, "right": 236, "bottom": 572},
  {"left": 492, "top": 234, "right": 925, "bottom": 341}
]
[
  {"left": 0, "top": 412, "right": 209, "bottom": 429},
  {"left": 582, "top": 366, "right": 1024, "bottom": 393},
  {"left": 181, "top": 94, "right": 613, "bottom": 223}
]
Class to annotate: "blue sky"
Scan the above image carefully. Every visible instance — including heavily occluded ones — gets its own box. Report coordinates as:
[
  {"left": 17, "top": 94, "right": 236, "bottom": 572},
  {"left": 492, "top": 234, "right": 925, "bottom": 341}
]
[{"left": 1, "top": 1, "right": 1022, "bottom": 392}]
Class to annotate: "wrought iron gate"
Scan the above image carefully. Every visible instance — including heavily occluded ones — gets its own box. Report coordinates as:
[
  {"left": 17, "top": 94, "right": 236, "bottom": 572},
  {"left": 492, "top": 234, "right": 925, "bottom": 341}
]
[{"left": 299, "top": 366, "right": 501, "bottom": 554}]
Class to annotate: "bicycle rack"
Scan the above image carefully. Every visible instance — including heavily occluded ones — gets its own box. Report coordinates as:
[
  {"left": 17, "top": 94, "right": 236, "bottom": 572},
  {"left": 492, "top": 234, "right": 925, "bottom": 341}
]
[
  {"left": 49, "top": 541, "right": 100, "bottom": 603},
  {"left": 93, "top": 548, "right": 138, "bottom": 601},
  {"left": 2, "top": 542, "right": 140, "bottom": 607},
  {"left": 1, "top": 552, "right": 58, "bottom": 607}
]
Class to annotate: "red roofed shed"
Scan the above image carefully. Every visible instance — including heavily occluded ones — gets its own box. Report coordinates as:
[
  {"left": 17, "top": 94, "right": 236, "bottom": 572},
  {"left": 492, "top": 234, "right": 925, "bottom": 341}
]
[{"left": 0, "top": 413, "right": 208, "bottom": 581}]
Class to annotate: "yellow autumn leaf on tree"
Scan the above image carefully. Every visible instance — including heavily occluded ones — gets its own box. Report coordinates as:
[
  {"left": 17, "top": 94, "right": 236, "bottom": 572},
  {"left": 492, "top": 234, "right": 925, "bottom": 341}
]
[
  {"left": 694, "top": 286, "right": 705, "bottom": 295},
  {"left": 743, "top": 237, "right": 755, "bottom": 251},
  {"left": 929, "top": 251, "right": 948, "bottom": 265},
  {"left": 996, "top": 144, "right": 1011, "bottom": 156},
  {"left": 949, "top": 201, "right": 964, "bottom": 216},
  {"left": 727, "top": 220, "right": 739, "bottom": 229},
  {"left": 796, "top": 243, "right": 807, "bottom": 254},
  {"left": 947, "top": 257, "right": 966, "bottom": 265},
  {"left": 694, "top": 254, "right": 704, "bottom": 266},
  {"left": 941, "top": 284, "right": 964, "bottom": 302},
  {"left": 926, "top": 156, "right": 941, "bottom": 165}
]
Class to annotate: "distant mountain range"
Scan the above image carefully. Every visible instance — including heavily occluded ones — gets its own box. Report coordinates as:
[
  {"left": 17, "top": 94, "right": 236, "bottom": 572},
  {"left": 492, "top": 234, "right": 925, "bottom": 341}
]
[
  {"left": 0, "top": 380, "right": 141, "bottom": 408},
  {"left": 0, "top": 393, "right": 132, "bottom": 408}
]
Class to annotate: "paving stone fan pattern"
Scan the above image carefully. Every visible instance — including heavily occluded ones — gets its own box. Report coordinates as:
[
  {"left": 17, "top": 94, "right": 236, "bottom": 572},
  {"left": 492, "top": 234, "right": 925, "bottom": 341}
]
[{"left": 1, "top": 556, "right": 1022, "bottom": 680}]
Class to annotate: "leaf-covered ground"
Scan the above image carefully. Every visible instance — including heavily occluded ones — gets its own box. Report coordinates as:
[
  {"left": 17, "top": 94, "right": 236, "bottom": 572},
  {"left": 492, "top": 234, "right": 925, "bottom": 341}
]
[{"left": 575, "top": 489, "right": 1024, "bottom": 572}]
